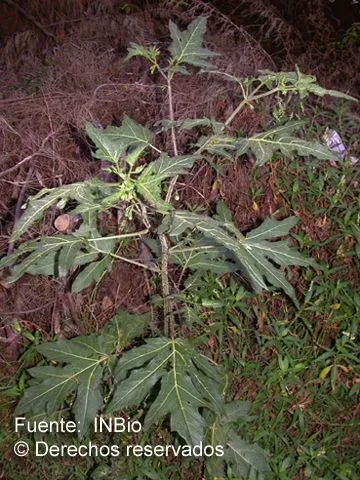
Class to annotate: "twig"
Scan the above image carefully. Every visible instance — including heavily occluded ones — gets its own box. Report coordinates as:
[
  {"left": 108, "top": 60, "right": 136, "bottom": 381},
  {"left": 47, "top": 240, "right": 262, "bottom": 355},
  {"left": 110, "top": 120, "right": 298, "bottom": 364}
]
[
  {"left": 1, "top": 301, "right": 55, "bottom": 315},
  {"left": 3, "top": 0, "right": 56, "bottom": 40},
  {"left": 7, "top": 167, "right": 34, "bottom": 255},
  {"left": 0, "top": 130, "right": 58, "bottom": 179},
  {"left": 0, "top": 116, "right": 21, "bottom": 137},
  {"left": 0, "top": 152, "right": 40, "bottom": 179}
]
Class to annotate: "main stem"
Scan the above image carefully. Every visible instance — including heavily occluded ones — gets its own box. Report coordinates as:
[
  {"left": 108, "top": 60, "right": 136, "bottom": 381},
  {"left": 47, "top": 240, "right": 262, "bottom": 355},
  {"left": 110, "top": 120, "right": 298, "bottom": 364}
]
[
  {"left": 160, "top": 76, "right": 178, "bottom": 338},
  {"left": 159, "top": 78, "right": 277, "bottom": 338}
]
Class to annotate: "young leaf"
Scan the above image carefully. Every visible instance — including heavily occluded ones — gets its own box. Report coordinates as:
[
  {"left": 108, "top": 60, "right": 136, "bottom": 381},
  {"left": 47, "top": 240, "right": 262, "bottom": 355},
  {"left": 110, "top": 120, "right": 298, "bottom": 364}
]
[
  {"left": 126, "top": 43, "right": 160, "bottom": 63},
  {"left": 259, "top": 69, "right": 358, "bottom": 102},
  {"left": 125, "top": 145, "right": 146, "bottom": 167},
  {"left": 165, "top": 211, "right": 316, "bottom": 305},
  {"left": 107, "top": 338, "right": 225, "bottom": 446},
  {"left": 168, "top": 17, "right": 218, "bottom": 70},
  {"left": 136, "top": 154, "right": 198, "bottom": 211},
  {"left": 305, "top": 83, "right": 358, "bottom": 102},
  {"left": 236, "top": 122, "right": 338, "bottom": 166}
]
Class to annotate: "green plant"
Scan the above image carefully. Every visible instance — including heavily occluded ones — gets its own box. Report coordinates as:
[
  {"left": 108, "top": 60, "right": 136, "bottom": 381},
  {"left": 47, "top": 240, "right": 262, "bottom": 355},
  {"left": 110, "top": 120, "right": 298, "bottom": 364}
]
[
  {"left": 1, "top": 16, "right": 358, "bottom": 479},
  {"left": 335, "top": 22, "right": 360, "bottom": 49}
]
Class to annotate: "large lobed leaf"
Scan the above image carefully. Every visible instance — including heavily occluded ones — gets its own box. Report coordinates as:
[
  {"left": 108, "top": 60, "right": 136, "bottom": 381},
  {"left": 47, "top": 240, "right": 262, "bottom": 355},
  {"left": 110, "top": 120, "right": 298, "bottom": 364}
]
[
  {"left": 5, "top": 177, "right": 117, "bottom": 244},
  {"left": 1, "top": 231, "right": 117, "bottom": 291},
  {"left": 16, "top": 334, "right": 111, "bottom": 437},
  {"left": 100, "top": 115, "right": 152, "bottom": 152},
  {"left": 168, "top": 16, "right": 218, "bottom": 70},
  {"left": 165, "top": 209, "right": 316, "bottom": 305},
  {"left": 107, "top": 338, "right": 225, "bottom": 446},
  {"left": 236, "top": 121, "right": 339, "bottom": 166},
  {"left": 0, "top": 177, "right": 126, "bottom": 290},
  {"left": 168, "top": 238, "right": 238, "bottom": 274},
  {"left": 197, "top": 134, "right": 237, "bottom": 159},
  {"left": 15, "top": 311, "right": 148, "bottom": 438}
]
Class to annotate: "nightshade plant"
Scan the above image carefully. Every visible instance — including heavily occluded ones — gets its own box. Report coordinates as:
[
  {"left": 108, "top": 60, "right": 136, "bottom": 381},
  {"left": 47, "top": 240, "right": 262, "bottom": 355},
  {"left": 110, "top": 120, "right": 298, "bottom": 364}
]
[{"left": 1, "top": 16, "right": 357, "bottom": 480}]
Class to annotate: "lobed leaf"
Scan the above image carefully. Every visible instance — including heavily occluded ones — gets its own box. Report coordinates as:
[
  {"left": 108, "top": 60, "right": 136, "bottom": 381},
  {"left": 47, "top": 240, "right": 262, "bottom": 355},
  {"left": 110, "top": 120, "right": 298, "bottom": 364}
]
[
  {"left": 16, "top": 358, "right": 105, "bottom": 437},
  {"left": 86, "top": 122, "right": 125, "bottom": 164},
  {"left": 168, "top": 16, "right": 218, "bottom": 70},
  {"left": 11, "top": 183, "right": 87, "bottom": 241},
  {"left": 226, "top": 433, "right": 269, "bottom": 479},
  {"left": 169, "top": 243, "right": 237, "bottom": 274},
  {"left": 15, "top": 310, "right": 147, "bottom": 438},
  {"left": 136, "top": 154, "right": 198, "bottom": 211},
  {"left": 165, "top": 210, "right": 316, "bottom": 305},
  {"left": 108, "top": 338, "right": 225, "bottom": 446},
  {"left": 197, "top": 134, "right": 237, "bottom": 159},
  {"left": 102, "top": 115, "right": 152, "bottom": 152},
  {"left": 205, "top": 402, "right": 269, "bottom": 479},
  {"left": 102, "top": 309, "right": 148, "bottom": 352},
  {"left": 236, "top": 121, "right": 338, "bottom": 165}
]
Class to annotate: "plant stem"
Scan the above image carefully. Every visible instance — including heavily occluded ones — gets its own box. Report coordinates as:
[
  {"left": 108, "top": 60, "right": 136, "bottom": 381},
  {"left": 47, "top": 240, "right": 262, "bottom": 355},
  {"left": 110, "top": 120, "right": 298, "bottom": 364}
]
[
  {"left": 195, "top": 85, "right": 279, "bottom": 156},
  {"left": 165, "top": 78, "right": 179, "bottom": 203},
  {"left": 150, "top": 143, "right": 162, "bottom": 154},
  {"left": 160, "top": 233, "right": 173, "bottom": 337},
  {"left": 159, "top": 79, "right": 277, "bottom": 338},
  {"left": 160, "top": 76, "right": 179, "bottom": 339},
  {"left": 91, "top": 245, "right": 158, "bottom": 271},
  {"left": 88, "top": 229, "right": 149, "bottom": 242}
]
